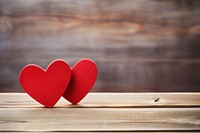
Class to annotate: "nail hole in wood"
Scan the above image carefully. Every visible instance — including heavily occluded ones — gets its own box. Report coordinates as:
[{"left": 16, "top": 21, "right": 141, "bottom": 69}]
[{"left": 154, "top": 98, "right": 160, "bottom": 103}]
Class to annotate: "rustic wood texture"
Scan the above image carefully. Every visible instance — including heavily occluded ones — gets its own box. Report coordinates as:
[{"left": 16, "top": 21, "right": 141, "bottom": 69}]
[
  {"left": 0, "top": 93, "right": 200, "bottom": 108},
  {"left": 1, "top": 108, "right": 200, "bottom": 132},
  {"left": 0, "top": 0, "right": 200, "bottom": 92},
  {"left": 0, "top": 93, "right": 199, "bottom": 132}
]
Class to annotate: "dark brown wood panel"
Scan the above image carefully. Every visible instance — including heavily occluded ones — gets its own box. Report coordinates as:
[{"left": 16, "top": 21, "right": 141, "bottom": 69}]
[{"left": 0, "top": 0, "right": 200, "bottom": 92}]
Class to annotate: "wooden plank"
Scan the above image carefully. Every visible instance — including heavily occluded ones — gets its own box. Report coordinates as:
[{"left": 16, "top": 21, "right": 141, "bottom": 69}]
[
  {"left": 0, "top": 108, "right": 199, "bottom": 132},
  {"left": 0, "top": 93, "right": 199, "bottom": 132},
  {"left": 0, "top": 0, "right": 200, "bottom": 92},
  {"left": 0, "top": 93, "right": 199, "bottom": 108}
]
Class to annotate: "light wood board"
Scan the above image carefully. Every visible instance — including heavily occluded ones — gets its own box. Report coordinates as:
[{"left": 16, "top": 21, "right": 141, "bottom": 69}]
[
  {"left": 0, "top": 93, "right": 199, "bottom": 132},
  {"left": 0, "top": 93, "right": 200, "bottom": 108},
  {"left": 0, "top": 108, "right": 200, "bottom": 132}
]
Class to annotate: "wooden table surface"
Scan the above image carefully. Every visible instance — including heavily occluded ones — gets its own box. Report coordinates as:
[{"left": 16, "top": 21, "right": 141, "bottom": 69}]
[{"left": 0, "top": 93, "right": 199, "bottom": 132}]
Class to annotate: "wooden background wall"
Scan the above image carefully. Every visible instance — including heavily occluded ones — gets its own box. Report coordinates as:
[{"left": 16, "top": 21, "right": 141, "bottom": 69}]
[{"left": 0, "top": 0, "right": 200, "bottom": 92}]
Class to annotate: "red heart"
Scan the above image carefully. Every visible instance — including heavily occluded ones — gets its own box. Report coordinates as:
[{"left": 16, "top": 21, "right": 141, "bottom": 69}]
[
  {"left": 63, "top": 59, "right": 98, "bottom": 104},
  {"left": 19, "top": 60, "right": 71, "bottom": 108}
]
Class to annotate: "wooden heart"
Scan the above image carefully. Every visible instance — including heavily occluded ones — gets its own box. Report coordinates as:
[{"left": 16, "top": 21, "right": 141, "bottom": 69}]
[
  {"left": 63, "top": 59, "right": 98, "bottom": 104},
  {"left": 19, "top": 60, "right": 71, "bottom": 108}
]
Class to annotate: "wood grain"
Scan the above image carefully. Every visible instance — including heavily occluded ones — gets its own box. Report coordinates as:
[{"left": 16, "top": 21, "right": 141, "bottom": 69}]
[
  {"left": 0, "top": 0, "right": 200, "bottom": 92},
  {"left": 0, "top": 93, "right": 200, "bottom": 108},
  {"left": 0, "top": 93, "right": 199, "bottom": 132},
  {"left": 0, "top": 108, "right": 199, "bottom": 132}
]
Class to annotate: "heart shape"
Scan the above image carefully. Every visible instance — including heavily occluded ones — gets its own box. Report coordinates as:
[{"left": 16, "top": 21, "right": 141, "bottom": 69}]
[
  {"left": 63, "top": 59, "right": 98, "bottom": 104},
  {"left": 19, "top": 60, "right": 71, "bottom": 108}
]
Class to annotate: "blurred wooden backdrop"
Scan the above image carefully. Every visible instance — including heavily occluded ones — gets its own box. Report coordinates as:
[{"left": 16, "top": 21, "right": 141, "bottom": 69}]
[{"left": 0, "top": 0, "right": 200, "bottom": 92}]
